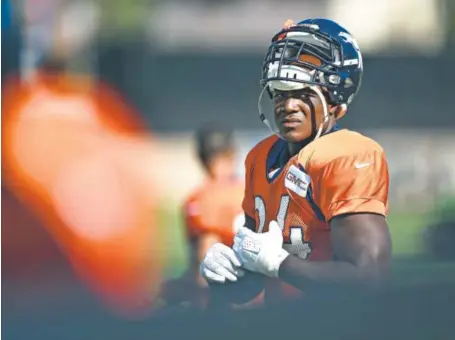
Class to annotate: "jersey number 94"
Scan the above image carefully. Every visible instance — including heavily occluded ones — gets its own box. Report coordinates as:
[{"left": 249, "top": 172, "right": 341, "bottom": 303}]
[{"left": 254, "top": 195, "right": 312, "bottom": 259}]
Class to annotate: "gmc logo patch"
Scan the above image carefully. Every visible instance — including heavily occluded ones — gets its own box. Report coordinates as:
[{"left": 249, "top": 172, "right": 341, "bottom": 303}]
[{"left": 284, "top": 165, "right": 310, "bottom": 198}]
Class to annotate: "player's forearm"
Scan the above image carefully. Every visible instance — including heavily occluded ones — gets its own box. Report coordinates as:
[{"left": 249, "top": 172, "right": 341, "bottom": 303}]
[{"left": 278, "top": 255, "right": 384, "bottom": 291}]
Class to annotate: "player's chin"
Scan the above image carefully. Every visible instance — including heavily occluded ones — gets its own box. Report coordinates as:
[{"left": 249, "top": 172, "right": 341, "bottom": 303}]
[{"left": 280, "top": 127, "right": 309, "bottom": 143}]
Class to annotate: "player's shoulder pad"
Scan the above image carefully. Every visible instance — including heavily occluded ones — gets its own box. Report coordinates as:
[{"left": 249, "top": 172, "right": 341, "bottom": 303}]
[
  {"left": 244, "top": 135, "right": 280, "bottom": 170},
  {"left": 297, "top": 130, "right": 385, "bottom": 173}
]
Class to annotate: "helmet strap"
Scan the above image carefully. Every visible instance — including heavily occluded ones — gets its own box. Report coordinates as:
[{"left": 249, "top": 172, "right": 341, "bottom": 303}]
[{"left": 310, "top": 85, "right": 330, "bottom": 140}]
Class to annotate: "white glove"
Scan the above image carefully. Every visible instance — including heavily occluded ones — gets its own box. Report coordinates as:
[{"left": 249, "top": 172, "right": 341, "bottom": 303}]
[
  {"left": 233, "top": 221, "right": 289, "bottom": 278},
  {"left": 232, "top": 213, "right": 246, "bottom": 234},
  {"left": 200, "top": 243, "right": 245, "bottom": 284}
]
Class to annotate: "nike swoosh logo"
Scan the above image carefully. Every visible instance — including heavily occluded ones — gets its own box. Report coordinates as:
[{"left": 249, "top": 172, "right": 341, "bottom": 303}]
[
  {"left": 268, "top": 168, "right": 281, "bottom": 178},
  {"left": 355, "top": 161, "right": 374, "bottom": 169}
]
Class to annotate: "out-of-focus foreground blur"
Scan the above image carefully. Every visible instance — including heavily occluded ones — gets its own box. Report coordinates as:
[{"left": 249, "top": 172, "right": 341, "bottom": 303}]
[{"left": 2, "top": 0, "right": 455, "bottom": 339}]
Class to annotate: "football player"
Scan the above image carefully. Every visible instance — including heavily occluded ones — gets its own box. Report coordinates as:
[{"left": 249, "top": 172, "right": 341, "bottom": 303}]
[
  {"left": 200, "top": 18, "right": 391, "bottom": 305},
  {"left": 157, "top": 123, "right": 245, "bottom": 309}
]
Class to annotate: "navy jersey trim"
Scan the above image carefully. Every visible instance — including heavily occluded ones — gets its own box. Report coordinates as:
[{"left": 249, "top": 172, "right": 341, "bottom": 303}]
[
  {"left": 265, "top": 138, "right": 287, "bottom": 183},
  {"left": 298, "top": 164, "right": 326, "bottom": 222}
]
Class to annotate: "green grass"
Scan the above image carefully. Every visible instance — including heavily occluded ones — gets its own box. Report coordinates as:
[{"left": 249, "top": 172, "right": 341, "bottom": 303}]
[
  {"left": 387, "top": 211, "right": 428, "bottom": 257},
  {"left": 156, "top": 202, "right": 189, "bottom": 278}
]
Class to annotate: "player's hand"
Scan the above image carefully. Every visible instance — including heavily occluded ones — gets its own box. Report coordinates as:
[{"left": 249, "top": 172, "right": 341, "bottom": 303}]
[
  {"left": 233, "top": 221, "right": 290, "bottom": 278},
  {"left": 200, "top": 243, "right": 245, "bottom": 284}
]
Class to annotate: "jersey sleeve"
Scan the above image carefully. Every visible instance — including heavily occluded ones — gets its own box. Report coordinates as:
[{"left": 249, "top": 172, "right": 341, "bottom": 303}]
[
  {"left": 241, "top": 149, "right": 256, "bottom": 219},
  {"left": 314, "top": 150, "right": 389, "bottom": 221}
]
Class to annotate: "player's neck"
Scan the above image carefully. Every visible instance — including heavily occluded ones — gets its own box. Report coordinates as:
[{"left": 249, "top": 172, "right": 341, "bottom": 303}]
[
  {"left": 287, "top": 139, "right": 311, "bottom": 157},
  {"left": 286, "top": 124, "right": 341, "bottom": 157},
  {"left": 207, "top": 174, "right": 236, "bottom": 183}
]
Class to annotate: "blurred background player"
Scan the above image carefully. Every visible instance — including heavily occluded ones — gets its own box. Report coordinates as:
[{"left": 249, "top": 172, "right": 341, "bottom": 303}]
[
  {"left": 200, "top": 18, "right": 391, "bottom": 306},
  {"left": 185, "top": 123, "right": 244, "bottom": 249},
  {"left": 157, "top": 123, "right": 245, "bottom": 309}
]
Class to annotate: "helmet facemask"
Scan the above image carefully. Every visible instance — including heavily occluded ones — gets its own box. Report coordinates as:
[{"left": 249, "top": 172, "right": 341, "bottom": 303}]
[{"left": 258, "top": 24, "right": 350, "bottom": 140}]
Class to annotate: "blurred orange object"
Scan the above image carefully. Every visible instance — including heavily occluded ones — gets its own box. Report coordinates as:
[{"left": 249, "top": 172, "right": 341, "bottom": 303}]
[{"left": 2, "top": 71, "right": 164, "bottom": 317}]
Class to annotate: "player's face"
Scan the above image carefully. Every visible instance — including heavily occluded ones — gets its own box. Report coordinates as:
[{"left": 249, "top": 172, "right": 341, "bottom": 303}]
[
  {"left": 273, "top": 88, "right": 326, "bottom": 143},
  {"left": 208, "top": 150, "right": 236, "bottom": 181}
]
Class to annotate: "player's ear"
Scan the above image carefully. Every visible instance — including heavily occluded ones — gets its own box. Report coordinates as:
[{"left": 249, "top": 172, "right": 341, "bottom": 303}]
[{"left": 329, "top": 104, "right": 347, "bottom": 120}]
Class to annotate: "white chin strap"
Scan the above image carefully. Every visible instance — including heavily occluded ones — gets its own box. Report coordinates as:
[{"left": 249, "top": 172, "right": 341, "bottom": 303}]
[{"left": 258, "top": 83, "right": 332, "bottom": 141}]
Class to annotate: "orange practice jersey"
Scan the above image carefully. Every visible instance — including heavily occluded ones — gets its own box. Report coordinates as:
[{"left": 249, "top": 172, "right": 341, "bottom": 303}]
[
  {"left": 158, "top": 180, "right": 244, "bottom": 309},
  {"left": 242, "top": 128, "right": 389, "bottom": 303},
  {"left": 183, "top": 179, "right": 245, "bottom": 247}
]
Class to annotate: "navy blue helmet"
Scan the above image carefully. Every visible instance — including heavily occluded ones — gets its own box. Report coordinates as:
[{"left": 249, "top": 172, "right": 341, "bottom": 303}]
[{"left": 259, "top": 18, "right": 363, "bottom": 122}]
